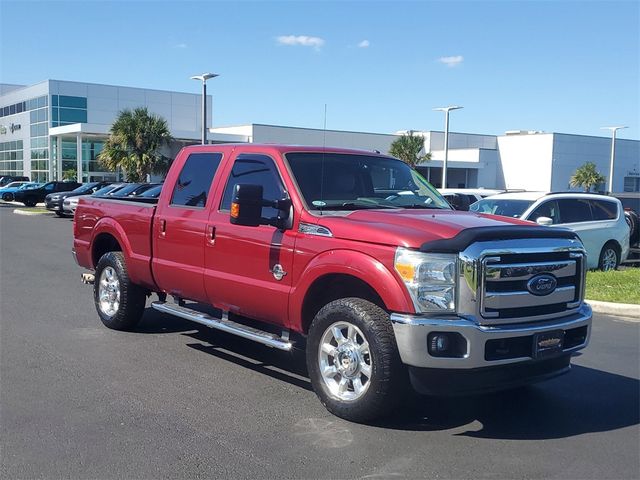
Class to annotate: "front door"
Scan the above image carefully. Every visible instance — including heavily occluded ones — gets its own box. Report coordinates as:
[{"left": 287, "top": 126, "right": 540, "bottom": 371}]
[
  {"left": 152, "top": 152, "right": 223, "bottom": 302},
  {"left": 204, "top": 153, "right": 296, "bottom": 327}
]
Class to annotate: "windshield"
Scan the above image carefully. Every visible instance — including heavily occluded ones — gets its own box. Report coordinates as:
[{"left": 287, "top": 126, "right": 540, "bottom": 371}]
[
  {"left": 72, "top": 182, "right": 99, "bottom": 194},
  {"left": 470, "top": 198, "right": 534, "bottom": 218},
  {"left": 285, "top": 152, "right": 450, "bottom": 211}
]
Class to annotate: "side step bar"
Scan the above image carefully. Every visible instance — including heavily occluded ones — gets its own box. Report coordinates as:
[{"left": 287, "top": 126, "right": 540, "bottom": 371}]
[{"left": 151, "top": 301, "right": 293, "bottom": 351}]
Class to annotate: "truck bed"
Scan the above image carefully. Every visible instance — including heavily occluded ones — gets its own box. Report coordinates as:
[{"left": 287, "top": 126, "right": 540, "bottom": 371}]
[{"left": 73, "top": 196, "right": 158, "bottom": 290}]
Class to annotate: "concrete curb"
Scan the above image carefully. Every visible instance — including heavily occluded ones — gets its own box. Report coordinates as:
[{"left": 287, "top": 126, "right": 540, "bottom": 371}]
[
  {"left": 586, "top": 300, "right": 640, "bottom": 321},
  {"left": 13, "top": 208, "right": 51, "bottom": 216}
]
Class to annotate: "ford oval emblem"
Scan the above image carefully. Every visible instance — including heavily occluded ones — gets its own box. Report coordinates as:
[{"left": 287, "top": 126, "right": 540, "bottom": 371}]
[{"left": 527, "top": 274, "right": 557, "bottom": 296}]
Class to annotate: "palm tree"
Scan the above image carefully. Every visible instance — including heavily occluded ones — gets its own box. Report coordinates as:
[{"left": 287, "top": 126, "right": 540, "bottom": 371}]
[
  {"left": 389, "top": 131, "right": 430, "bottom": 168},
  {"left": 570, "top": 162, "right": 606, "bottom": 192},
  {"left": 98, "top": 107, "right": 173, "bottom": 182}
]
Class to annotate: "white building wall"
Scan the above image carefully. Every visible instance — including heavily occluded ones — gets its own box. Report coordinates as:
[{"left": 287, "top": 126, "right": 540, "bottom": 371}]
[
  {"left": 252, "top": 124, "right": 398, "bottom": 153},
  {"left": 497, "top": 133, "right": 554, "bottom": 191}
]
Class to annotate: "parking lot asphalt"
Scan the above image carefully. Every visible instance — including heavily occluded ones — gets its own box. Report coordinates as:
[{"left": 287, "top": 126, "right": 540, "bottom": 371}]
[{"left": 1, "top": 205, "right": 639, "bottom": 480}]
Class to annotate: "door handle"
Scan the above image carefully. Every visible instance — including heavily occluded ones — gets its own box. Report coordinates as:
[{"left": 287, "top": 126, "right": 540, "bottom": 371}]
[
  {"left": 159, "top": 219, "right": 166, "bottom": 237},
  {"left": 207, "top": 225, "right": 216, "bottom": 245}
]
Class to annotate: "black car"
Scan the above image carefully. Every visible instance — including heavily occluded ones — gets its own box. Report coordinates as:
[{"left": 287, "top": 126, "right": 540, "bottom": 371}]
[
  {"left": 0, "top": 175, "right": 29, "bottom": 187},
  {"left": 14, "top": 181, "right": 82, "bottom": 207},
  {"left": 107, "top": 183, "right": 160, "bottom": 197},
  {"left": 45, "top": 181, "right": 112, "bottom": 217}
]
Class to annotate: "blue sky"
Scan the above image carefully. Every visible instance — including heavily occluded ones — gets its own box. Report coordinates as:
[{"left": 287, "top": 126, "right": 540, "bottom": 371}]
[{"left": 1, "top": 0, "right": 638, "bottom": 139}]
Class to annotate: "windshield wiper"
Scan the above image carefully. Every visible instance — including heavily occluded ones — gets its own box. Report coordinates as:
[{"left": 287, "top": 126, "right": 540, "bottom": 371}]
[{"left": 318, "top": 202, "right": 397, "bottom": 211}]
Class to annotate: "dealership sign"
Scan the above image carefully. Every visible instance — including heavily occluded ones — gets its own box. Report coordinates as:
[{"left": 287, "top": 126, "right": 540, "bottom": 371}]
[{"left": 0, "top": 123, "right": 21, "bottom": 134}]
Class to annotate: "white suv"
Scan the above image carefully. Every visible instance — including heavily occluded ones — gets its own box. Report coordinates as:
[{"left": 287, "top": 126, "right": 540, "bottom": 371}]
[{"left": 470, "top": 191, "right": 630, "bottom": 270}]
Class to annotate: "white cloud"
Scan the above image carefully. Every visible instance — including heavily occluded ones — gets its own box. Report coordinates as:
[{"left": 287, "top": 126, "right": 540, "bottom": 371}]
[
  {"left": 276, "top": 35, "right": 325, "bottom": 50},
  {"left": 357, "top": 40, "right": 370, "bottom": 48},
  {"left": 438, "top": 55, "right": 464, "bottom": 67}
]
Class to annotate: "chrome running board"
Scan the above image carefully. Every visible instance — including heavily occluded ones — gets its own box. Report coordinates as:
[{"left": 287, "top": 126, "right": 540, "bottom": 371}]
[{"left": 151, "top": 301, "right": 293, "bottom": 351}]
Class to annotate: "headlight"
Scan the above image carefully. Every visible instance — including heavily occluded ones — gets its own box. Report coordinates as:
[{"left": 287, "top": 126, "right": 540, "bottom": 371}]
[{"left": 394, "top": 248, "right": 458, "bottom": 313}]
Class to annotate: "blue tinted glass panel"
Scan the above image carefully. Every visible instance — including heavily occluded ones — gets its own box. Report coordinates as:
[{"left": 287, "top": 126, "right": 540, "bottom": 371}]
[
  {"left": 37, "top": 96, "right": 46, "bottom": 108},
  {"left": 52, "top": 95, "right": 58, "bottom": 106},
  {"left": 58, "top": 96, "right": 87, "bottom": 108},
  {"left": 59, "top": 108, "right": 87, "bottom": 123},
  {"left": 30, "top": 110, "right": 37, "bottom": 123}
]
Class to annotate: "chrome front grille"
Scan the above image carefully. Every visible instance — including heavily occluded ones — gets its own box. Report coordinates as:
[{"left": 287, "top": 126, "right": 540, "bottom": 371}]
[
  {"left": 458, "top": 238, "right": 586, "bottom": 326},
  {"left": 481, "top": 252, "right": 583, "bottom": 321}
]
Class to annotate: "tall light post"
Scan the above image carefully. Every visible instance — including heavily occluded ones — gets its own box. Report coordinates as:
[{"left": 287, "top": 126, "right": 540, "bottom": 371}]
[
  {"left": 191, "top": 72, "right": 219, "bottom": 144},
  {"left": 433, "top": 105, "right": 463, "bottom": 188},
  {"left": 601, "top": 126, "right": 628, "bottom": 193}
]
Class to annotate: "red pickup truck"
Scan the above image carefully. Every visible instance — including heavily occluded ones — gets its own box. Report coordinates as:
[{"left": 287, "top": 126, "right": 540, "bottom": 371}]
[{"left": 73, "top": 144, "right": 592, "bottom": 422}]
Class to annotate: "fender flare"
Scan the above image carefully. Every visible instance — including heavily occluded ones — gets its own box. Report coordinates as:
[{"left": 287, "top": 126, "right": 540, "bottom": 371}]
[{"left": 289, "top": 249, "right": 414, "bottom": 331}]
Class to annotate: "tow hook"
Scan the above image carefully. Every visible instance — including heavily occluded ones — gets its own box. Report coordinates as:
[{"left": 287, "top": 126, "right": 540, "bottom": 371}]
[{"left": 81, "top": 273, "right": 95, "bottom": 285}]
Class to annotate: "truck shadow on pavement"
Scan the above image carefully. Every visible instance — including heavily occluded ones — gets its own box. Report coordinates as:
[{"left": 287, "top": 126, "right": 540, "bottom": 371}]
[{"left": 138, "top": 312, "right": 639, "bottom": 439}]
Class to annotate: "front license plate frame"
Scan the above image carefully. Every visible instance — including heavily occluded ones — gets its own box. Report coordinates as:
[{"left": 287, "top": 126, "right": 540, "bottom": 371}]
[{"left": 533, "top": 330, "right": 565, "bottom": 359}]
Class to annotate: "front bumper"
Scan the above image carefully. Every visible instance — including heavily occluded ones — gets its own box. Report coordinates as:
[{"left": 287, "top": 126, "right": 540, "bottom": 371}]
[
  {"left": 391, "top": 303, "right": 592, "bottom": 370},
  {"left": 45, "top": 199, "right": 62, "bottom": 211}
]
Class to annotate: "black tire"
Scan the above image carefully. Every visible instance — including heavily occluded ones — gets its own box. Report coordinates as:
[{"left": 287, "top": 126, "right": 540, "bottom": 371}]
[
  {"left": 625, "top": 210, "right": 639, "bottom": 246},
  {"left": 598, "top": 242, "right": 620, "bottom": 271},
  {"left": 94, "top": 251, "right": 146, "bottom": 330},
  {"left": 55, "top": 211, "right": 66, "bottom": 217},
  {"left": 23, "top": 198, "right": 36, "bottom": 207},
  {"left": 306, "top": 297, "right": 406, "bottom": 423},
  {"left": 2, "top": 193, "right": 12, "bottom": 201}
]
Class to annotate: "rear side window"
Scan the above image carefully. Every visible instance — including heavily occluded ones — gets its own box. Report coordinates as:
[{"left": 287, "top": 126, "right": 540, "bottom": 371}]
[
  {"left": 220, "top": 154, "right": 285, "bottom": 218},
  {"left": 170, "top": 153, "right": 223, "bottom": 208},
  {"left": 557, "top": 198, "right": 593, "bottom": 223},
  {"left": 590, "top": 199, "right": 618, "bottom": 220}
]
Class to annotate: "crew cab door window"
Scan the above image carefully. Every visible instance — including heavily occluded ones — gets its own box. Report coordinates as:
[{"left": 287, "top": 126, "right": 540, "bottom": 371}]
[
  {"left": 529, "top": 200, "right": 561, "bottom": 224},
  {"left": 170, "top": 152, "right": 223, "bottom": 207},
  {"left": 557, "top": 198, "right": 593, "bottom": 224},
  {"left": 220, "top": 154, "right": 285, "bottom": 218}
]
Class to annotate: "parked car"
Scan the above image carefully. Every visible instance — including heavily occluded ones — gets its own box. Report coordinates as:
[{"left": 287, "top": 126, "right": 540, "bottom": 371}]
[
  {"left": 1, "top": 182, "right": 44, "bottom": 201},
  {"left": 45, "top": 181, "right": 112, "bottom": 217},
  {"left": 73, "top": 144, "right": 592, "bottom": 422},
  {"left": 13, "top": 181, "right": 82, "bottom": 207},
  {"left": 63, "top": 183, "right": 127, "bottom": 216},
  {"left": 0, "top": 181, "right": 31, "bottom": 200},
  {"left": 470, "top": 191, "right": 630, "bottom": 270},
  {"left": 610, "top": 192, "right": 640, "bottom": 248},
  {"left": 106, "top": 183, "right": 159, "bottom": 198},
  {"left": 0, "top": 175, "right": 29, "bottom": 187}
]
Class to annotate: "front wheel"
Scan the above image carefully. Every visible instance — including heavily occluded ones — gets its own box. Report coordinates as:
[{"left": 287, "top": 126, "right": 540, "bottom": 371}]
[
  {"left": 598, "top": 242, "right": 620, "bottom": 271},
  {"left": 23, "top": 198, "right": 36, "bottom": 207},
  {"left": 306, "top": 298, "right": 406, "bottom": 423},
  {"left": 94, "top": 251, "right": 146, "bottom": 330}
]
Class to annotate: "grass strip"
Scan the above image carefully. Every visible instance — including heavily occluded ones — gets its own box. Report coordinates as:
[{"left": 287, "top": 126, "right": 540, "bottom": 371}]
[{"left": 585, "top": 268, "right": 640, "bottom": 304}]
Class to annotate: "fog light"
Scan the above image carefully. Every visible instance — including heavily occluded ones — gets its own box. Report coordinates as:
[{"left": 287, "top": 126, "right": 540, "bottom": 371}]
[
  {"left": 430, "top": 334, "right": 449, "bottom": 353},
  {"left": 427, "top": 332, "right": 467, "bottom": 358}
]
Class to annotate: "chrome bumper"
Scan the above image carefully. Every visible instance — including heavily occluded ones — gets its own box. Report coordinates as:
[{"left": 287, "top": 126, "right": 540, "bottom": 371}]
[{"left": 391, "top": 303, "right": 592, "bottom": 369}]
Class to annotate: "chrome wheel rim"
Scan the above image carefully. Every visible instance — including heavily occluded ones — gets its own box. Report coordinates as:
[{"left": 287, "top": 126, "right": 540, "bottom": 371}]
[
  {"left": 602, "top": 249, "right": 617, "bottom": 271},
  {"left": 98, "top": 267, "right": 120, "bottom": 316},
  {"left": 318, "top": 321, "right": 372, "bottom": 401}
]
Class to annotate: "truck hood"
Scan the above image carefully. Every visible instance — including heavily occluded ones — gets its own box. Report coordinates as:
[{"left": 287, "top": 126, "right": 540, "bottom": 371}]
[{"left": 314, "top": 209, "right": 533, "bottom": 249}]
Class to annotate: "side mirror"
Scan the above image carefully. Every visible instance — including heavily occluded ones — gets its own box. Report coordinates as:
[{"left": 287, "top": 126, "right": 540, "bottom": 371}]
[
  {"left": 230, "top": 184, "right": 293, "bottom": 229},
  {"left": 536, "top": 216, "right": 553, "bottom": 226},
  {"left": 230, "top": 184, "right": 263, "bottom": 227}
]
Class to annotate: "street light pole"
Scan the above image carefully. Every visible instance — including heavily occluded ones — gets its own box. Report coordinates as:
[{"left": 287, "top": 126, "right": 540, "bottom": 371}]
[
  {"left": 601, "top": 126, "right": 628, "bottom": 193},
  {"left": 433, "top": 105, "right": 463, "bottom": 188},
  {"left": 191, "top": 72, "right": 219, "bottom": 145}
]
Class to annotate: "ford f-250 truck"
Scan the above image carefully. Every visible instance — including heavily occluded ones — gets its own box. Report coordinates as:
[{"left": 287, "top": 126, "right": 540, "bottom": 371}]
[{"left": 73, "top": 144, "right": 592, "bottom": 422}]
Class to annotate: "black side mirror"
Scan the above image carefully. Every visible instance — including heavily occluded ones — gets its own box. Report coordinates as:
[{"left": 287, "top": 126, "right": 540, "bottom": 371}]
[
  {"left": 230, "top": 184, "right": 263, "bottom": 227},
  {"left": 230, "top": 184, "right": 293, "bottom": 229}
]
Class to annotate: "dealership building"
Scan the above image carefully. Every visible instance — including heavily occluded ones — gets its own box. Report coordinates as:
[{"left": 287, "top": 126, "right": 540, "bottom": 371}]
[{"left": 1, "top": 80, "right": 639, "bottom": 192}]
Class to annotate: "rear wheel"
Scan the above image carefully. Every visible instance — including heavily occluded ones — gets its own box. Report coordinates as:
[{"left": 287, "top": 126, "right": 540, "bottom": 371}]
[
  {"left": 306, "top": 297, "right": 406, "bottom": 423},
  {"left": 598, "top": 242, "right": 620, "bottom": 271},
  {"left": 23, "top": 198, "right": 36, "bottom": 207},
  {"left": 2, "top": 193, "right": 12, "bottom": 201},
  {"left": 94, "top": 251, "right": 146, "bottom": 330}
]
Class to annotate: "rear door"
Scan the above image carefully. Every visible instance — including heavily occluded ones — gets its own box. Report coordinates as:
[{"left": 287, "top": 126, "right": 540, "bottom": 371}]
[
  {"left": 204, "top": 152, "right": 296, "bottom": 327},
  {"left": 152, "top": 151, "right": 224, "bottom": 302},
  {"left": 555, "top": 198, "right": 601, "bottom": 262}
]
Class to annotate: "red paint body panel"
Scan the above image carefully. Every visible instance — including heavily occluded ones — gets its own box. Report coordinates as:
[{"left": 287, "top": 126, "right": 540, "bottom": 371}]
[{"left": 74, "top": 143, "right": 528, "bottom": 334}]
